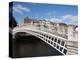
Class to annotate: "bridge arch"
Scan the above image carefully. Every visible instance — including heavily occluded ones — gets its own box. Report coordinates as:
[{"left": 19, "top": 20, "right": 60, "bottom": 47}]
[{"left": 12, "top": 26, "right": 68, "bottom": 55}]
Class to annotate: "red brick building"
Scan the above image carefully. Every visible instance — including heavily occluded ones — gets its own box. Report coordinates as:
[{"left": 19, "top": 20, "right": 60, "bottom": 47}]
[{"left": 24, "top": 17, "right": 33, "bottom": 25}]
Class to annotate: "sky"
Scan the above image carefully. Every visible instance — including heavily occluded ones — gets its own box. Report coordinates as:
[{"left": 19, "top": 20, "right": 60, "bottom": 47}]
[{"left": 10, "top": 2, "right": 78, "bottom": 25}]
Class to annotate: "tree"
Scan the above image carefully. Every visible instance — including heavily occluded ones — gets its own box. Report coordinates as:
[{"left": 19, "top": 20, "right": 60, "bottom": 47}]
[{"left": 9, "top": 17, "right": 17, "bottom": 29}]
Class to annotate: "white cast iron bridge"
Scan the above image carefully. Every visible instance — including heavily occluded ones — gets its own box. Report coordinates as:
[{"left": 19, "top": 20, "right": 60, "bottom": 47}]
[{"left": 12, "top": 25, "right": 78, "bottom": 55}]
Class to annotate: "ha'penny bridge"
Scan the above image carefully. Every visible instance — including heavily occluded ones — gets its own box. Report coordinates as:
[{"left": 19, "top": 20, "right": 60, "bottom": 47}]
[{"left": 12, "top": 25, "right": 78, "bottom": 55}]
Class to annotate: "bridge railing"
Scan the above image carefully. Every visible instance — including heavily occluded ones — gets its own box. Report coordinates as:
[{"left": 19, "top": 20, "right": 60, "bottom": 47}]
[{"left": 24, "top": 29, "right": 67, "bottom": 55}]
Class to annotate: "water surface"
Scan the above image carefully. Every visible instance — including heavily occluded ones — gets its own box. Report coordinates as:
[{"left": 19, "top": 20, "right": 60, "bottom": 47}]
[{"left": 13, "top": 35, "right": 63, "bottom": 58}]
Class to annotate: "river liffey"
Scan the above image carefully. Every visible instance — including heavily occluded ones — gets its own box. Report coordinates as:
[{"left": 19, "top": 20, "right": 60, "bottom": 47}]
[{"left": 12, "top": 35, "right": 63, "bottom": 58}]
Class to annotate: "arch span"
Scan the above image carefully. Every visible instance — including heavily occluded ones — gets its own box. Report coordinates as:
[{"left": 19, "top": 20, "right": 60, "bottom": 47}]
[{"left": 13, "top": 26, "right": 68, "bottom": 55}]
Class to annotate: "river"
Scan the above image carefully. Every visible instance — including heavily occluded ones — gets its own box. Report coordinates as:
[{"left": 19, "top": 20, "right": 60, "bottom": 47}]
[{"left": 12, "top": 35, "right": 63, "bottom": 58}]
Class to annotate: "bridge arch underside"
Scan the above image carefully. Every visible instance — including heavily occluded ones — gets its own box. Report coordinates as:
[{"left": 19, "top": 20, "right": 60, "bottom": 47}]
[
  {"left": 13, "top": 32, "right": 41, "bottom": 43},
  {"left": 13, "top": 29, "right": 67, "bottom": 55},
  {"left": 14, "top": 32, "right": 32, "bottom": 39}
]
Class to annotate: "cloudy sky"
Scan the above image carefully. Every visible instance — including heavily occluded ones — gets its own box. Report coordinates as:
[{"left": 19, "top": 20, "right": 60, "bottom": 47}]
[{"left": 10, "top": 2, "right": 78, "bottom": 25}]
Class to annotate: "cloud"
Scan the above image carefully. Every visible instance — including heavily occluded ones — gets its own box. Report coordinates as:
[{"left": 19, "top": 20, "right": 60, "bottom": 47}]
[
  {"left": 45, "top": 14, "right": 78, "bottom": 25},
  {"left": 13, "top": 5, "right": 31, "bottom": 14},
  {"left": 70, "top": 16, "right": 78, "bottom": 25},
  {"left": 61, "top": 15, "right": 78, "bottom": 25},
  {"left": 45, "top": 11, "right": 63, "bottom": 23},
  {"left": 46, "top": 11, "right": 56, "bottom": 15},
  {"left": 45, "top": 17, "right": 63, "bottom": 23},
  {"left": 61, "top": 15, "right": 73, "bottom": 19}
]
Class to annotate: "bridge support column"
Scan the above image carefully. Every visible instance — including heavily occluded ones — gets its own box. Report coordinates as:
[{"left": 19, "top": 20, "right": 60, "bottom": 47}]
[{"left": 67, "top": 25, "right": 78, "bottom": 55}]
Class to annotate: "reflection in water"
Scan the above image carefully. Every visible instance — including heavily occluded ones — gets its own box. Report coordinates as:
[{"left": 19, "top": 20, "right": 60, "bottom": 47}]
[{"left": 13, "top": 35, "right": 63, "bottom": 58}]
